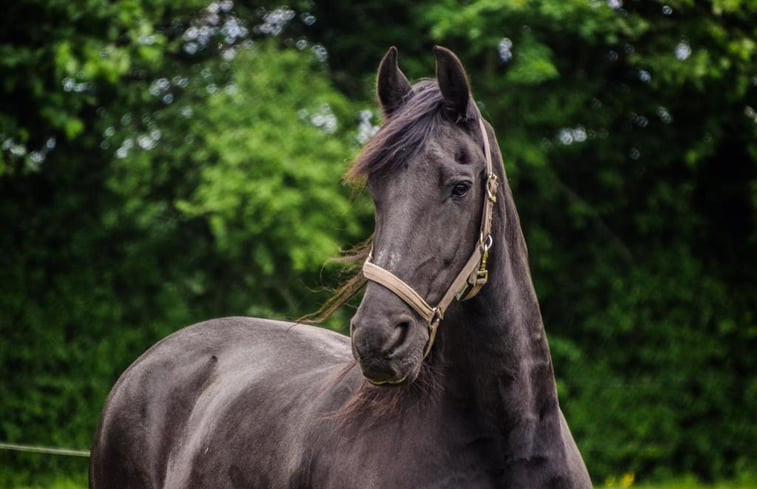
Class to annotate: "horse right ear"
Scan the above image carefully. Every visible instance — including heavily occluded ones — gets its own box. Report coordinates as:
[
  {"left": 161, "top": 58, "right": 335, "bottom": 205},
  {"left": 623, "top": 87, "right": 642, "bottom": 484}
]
[
  {"left": 433, "top": 46, "right": 475, "bottom": 123},
  {"left": 377, "top": 46, "right": 411, "bottom": 118}
]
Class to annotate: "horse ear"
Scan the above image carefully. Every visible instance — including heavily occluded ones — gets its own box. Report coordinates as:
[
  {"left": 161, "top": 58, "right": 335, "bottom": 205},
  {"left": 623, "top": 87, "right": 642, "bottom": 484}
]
[
  {"left": 377, "top": 46, "right": 412, "bottom": 118},
  {"left": 433, "top": 46, "right": 475, "bottom": 122}
]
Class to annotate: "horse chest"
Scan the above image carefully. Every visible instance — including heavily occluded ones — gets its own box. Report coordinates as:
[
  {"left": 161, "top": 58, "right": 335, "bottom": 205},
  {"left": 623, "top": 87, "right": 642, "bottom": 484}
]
[{"left": 298, "top": 414, "right": 504, "bottom": 489}]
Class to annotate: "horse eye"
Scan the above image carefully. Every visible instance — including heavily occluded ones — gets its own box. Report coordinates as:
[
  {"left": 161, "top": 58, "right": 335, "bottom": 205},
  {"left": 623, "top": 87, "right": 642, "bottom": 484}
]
[{"left": 451, "top": 181, "right": 471, "bottom": 198}]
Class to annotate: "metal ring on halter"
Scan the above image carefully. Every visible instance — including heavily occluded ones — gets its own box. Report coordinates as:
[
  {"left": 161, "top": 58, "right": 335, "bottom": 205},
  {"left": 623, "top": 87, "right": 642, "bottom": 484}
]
[
  {"left": 429, "top": 307, "right": 443, "bottom": 328},
  {"left": 479, "top": 233, "right": 493, "bottom": 252},
  {"left": 423, "top": 307, "right": 443, "bottom": 358}
]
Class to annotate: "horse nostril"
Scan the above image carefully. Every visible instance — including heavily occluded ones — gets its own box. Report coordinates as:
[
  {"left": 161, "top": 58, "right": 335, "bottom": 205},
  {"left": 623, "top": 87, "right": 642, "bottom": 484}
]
[{"left": 384, "top": 320, "right": 410, "bottom": 358}]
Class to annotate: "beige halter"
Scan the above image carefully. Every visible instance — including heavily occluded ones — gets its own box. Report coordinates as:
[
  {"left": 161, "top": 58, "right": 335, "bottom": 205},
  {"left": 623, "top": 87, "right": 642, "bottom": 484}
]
[{"left": 362, "top": 116, "right": 499, "bottom": 358}]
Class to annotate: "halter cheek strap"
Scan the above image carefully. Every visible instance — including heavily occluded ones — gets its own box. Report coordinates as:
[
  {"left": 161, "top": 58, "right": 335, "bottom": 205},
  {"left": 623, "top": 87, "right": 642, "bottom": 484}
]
[{"left": 362, "top": 115, "right": 499, "bottom": 358}]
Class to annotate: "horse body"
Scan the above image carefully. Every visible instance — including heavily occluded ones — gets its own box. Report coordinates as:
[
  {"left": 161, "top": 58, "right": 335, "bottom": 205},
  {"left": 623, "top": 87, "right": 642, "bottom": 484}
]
[
  {"left": 90, "top": 46, "right": 592, "bottom": 488},
  {"left": 91, "top": 318, "right": 512, "bottom": 488}
]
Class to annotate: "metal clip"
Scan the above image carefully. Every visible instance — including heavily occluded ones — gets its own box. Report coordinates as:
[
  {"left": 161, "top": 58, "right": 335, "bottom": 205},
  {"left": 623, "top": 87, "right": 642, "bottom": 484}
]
[
  {"left": 474, "top": 268, "right": 488, "bottom": 285},
  {"left": 474, "top": 236, "right": 492, "bottom": 287}
]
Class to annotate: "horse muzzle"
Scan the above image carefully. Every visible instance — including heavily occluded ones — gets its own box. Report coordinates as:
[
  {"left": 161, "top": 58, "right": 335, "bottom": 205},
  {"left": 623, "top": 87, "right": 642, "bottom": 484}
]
[{"left": 350, "top": 288, "right": 426, "bottom": 385}]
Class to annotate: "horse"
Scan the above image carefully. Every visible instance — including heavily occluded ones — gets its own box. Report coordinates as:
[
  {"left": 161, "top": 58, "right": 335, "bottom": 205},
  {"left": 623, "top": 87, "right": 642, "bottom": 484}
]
[{"left": 89, "top": 46, "right": 593, "bottom": 489}]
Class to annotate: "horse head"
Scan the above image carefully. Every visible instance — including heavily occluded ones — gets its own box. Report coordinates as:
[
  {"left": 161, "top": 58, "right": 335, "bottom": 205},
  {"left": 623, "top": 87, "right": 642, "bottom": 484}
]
[{"left": 349, "top": 46, "right": 498, "bottom": 386}]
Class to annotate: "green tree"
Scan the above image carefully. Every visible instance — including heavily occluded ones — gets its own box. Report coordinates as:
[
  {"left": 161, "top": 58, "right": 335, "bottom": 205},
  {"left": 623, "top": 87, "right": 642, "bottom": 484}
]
[
  {"left": 0, "top": 0, "right": 210, "bottom": 175},
  {"left": 0, "top": 2, "right": 371, "bottom": 482}
]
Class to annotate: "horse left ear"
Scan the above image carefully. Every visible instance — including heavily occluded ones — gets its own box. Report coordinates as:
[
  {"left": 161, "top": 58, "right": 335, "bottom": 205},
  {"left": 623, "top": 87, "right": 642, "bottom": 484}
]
[
  {"left": 433, "top": 46, "right": 476, "bottom": 122},
  {"left": 377, "top": 46, "right": 412, "bottom": 118}
]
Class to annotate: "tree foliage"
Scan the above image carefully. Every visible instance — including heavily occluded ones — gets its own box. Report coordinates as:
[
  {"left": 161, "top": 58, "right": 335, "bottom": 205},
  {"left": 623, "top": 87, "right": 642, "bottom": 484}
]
[
  {"left": 1, "top": 0, "right": 755, "bottom": 485},
  {"left": 1, "top": 2, "right": 370, "bottom": 482}
]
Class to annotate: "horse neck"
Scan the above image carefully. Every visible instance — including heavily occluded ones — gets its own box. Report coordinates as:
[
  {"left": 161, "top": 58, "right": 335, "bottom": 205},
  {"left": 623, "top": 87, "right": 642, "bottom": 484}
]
[{"left": 439, "top": 177, "right": 562, "bottom": 445}]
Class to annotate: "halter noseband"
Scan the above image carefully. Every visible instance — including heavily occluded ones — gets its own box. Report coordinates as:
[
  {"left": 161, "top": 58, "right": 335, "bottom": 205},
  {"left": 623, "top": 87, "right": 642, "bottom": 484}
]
[{"left": 362, "top": 115, "right": 499, "bottom": 358}]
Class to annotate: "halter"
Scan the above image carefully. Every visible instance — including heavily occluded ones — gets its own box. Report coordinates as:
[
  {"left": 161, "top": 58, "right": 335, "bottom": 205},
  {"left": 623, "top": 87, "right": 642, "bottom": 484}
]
[{"left": 362, "top": 115, "right": 499, "bottom": 358}]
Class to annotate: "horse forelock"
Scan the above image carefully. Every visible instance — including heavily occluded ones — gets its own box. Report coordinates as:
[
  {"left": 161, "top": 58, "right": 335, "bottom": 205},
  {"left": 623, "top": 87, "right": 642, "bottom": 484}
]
[{"left": 347, "top": 80, "right": 450, "bottom": 183}]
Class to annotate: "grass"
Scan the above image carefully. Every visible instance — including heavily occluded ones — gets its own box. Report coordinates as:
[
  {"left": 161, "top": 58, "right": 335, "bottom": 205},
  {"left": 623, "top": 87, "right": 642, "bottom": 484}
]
[
  {"left": 619, "top": 484, "right": 757, "bottom": 489},
  {"left": 0, "top": 475, "right": 85, "bottom": 489},
  {"left": 601, "top": 478, "right": 757, "bottom": 489}
]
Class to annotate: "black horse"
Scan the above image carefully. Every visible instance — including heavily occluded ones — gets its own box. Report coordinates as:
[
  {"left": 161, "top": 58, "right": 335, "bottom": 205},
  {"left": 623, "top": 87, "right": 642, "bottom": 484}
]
[{"left": 90, "top": 46, "right": 592, "bottom": 489}]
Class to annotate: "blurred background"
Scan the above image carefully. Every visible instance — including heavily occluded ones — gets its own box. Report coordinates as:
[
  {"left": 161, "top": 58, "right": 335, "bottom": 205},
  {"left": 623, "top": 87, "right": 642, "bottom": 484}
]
[{"left": 0, "top": 0, "right": 754, "bottom": 487}]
